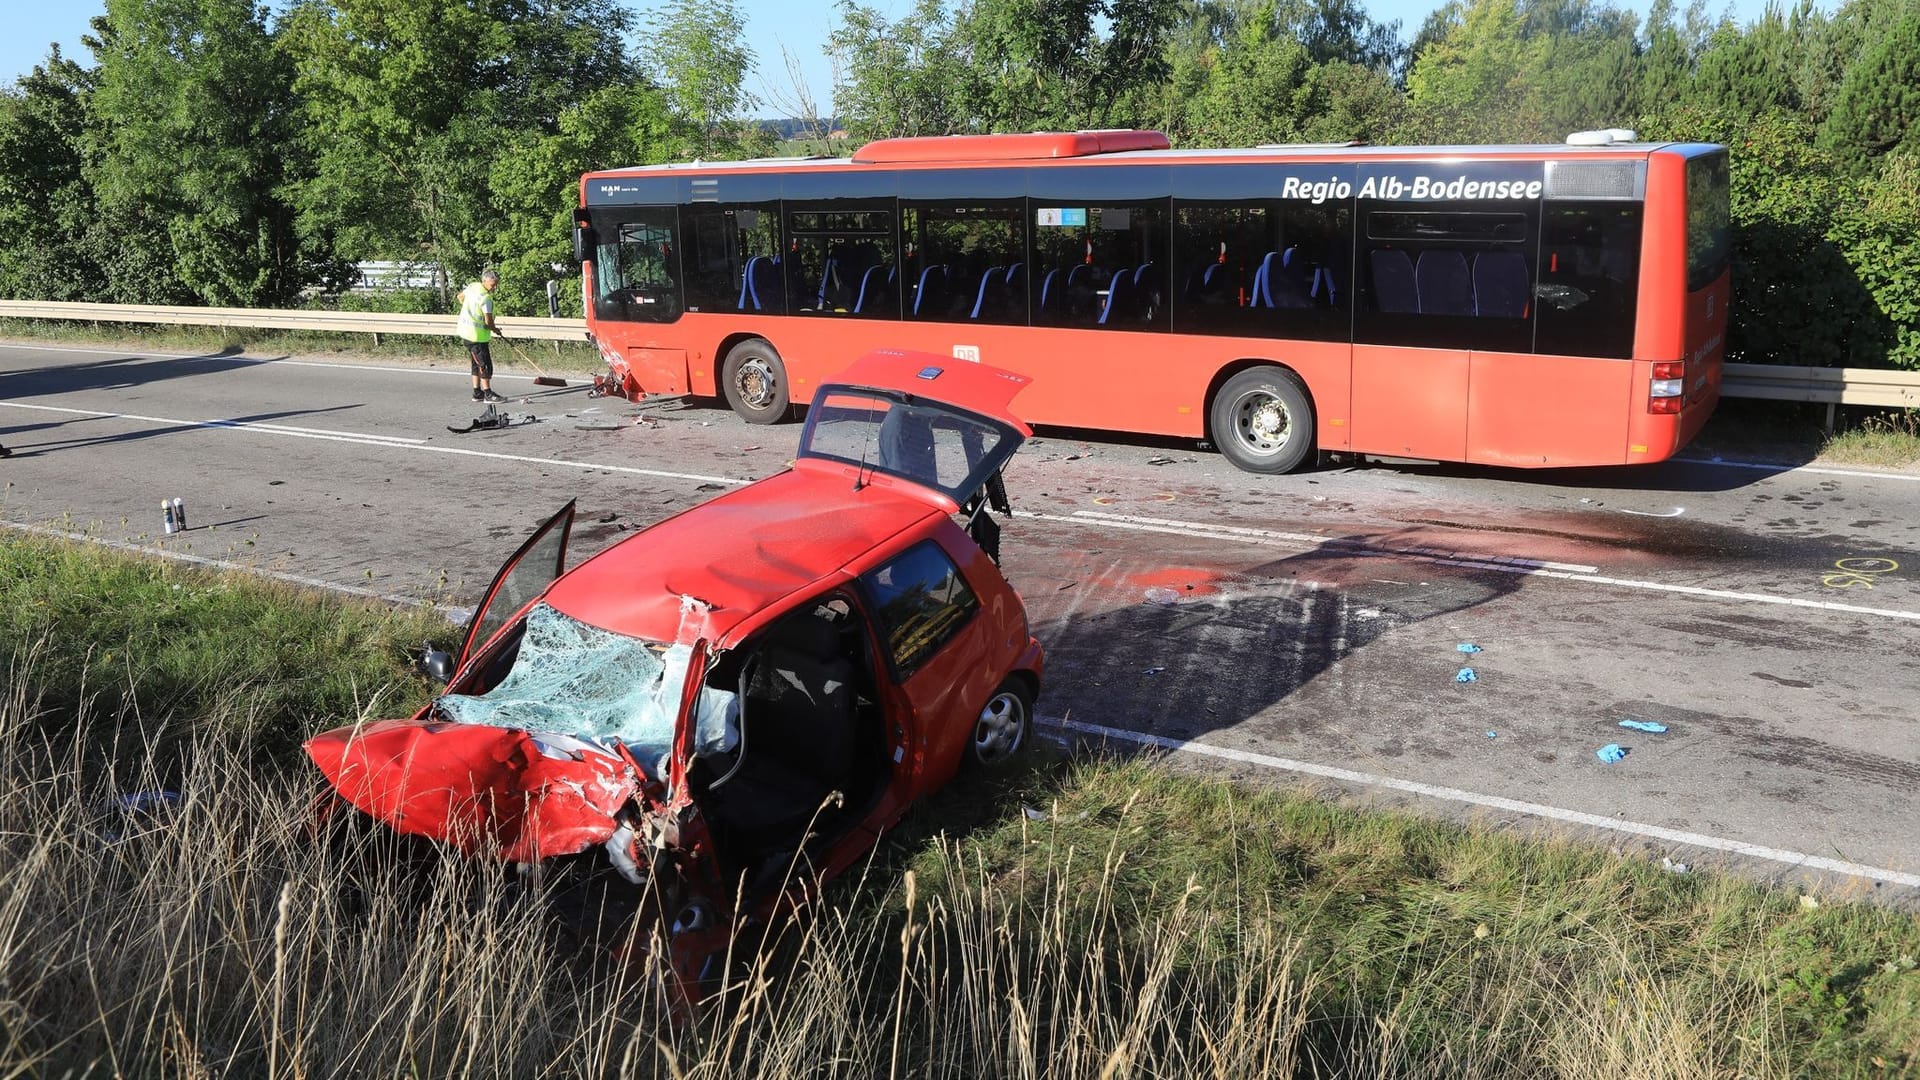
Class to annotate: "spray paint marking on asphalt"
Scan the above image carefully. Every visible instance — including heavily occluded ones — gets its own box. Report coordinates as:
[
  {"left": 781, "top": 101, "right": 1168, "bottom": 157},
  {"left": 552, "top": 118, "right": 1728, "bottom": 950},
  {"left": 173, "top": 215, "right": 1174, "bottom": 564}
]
[
  {"left": 1040, "top": 715, "right": 1920, "bottom": 890},
  {"left": 1025, "top": 509, "right": 1920, "bottom": 624},
  {"left": 0, "top": 400, "right": 751, "bottom": 487}
]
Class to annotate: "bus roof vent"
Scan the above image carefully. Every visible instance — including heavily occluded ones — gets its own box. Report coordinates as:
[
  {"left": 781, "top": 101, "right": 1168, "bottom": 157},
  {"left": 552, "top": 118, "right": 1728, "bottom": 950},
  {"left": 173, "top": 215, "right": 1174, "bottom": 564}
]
[
  {"left": 1544, "top": 160, "right": 1645, "bottom": 200},
  {"left": 1565, "top": 128, "right": 1638, "bottom": 146},
  {"left": 852, "top": 130, "right": 1171, "bottom": 164}
]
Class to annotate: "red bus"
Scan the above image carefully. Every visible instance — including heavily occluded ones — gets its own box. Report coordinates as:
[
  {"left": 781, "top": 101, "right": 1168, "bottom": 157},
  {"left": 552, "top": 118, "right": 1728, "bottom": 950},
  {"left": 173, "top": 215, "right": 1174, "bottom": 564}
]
[{"left": 576, "top": 129, "right": 1728, "bottom": 473}]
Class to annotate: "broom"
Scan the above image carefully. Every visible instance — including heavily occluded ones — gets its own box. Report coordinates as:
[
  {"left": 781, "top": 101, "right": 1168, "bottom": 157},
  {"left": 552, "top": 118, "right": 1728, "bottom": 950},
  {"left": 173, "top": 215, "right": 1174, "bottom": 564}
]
[{"left": 497, "top": 333, "right": 569, "bottom": 387}]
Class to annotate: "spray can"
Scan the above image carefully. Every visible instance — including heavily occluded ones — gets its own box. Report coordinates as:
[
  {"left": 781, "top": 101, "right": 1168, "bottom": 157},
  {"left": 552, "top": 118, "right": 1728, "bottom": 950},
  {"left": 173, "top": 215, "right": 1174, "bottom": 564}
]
[
  {"left": 162, "top": 500, "right": 178, "bottom": 534},
  {"left": 171, "top": 497, "right": 186, "bottom": 531}
]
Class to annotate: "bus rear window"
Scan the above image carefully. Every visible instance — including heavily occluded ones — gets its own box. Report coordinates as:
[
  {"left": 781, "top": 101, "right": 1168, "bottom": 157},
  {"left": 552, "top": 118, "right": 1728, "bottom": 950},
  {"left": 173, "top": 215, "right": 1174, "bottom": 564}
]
[{"left": 1685, "top": 153, "right": 1729, "bottom": 291}]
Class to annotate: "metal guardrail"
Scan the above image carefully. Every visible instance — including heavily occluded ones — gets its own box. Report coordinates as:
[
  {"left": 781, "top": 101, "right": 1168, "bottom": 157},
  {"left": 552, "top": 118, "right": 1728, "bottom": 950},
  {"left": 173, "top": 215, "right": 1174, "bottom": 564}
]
[
  {"left": 1721, "top": 362, "right": 1920, "bottom": 429},
  {"left": 2, "top": 303, "right": 1916, "bottom": 415},
  {"left": 0, "top": 300, "right": 587, "bottom": 342},
  {"left": 1720, "top": 362, "right": 1920, "bottom": 408}
]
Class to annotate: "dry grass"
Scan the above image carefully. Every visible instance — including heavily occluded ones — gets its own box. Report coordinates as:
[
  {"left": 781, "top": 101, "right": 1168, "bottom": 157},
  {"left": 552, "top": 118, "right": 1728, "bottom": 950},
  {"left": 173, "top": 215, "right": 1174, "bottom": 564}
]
[
  {"left": 1822, "top": 410, "right": 1920, "bottom": 469},
  {"left": 1, "top": 536, "right": 1917, "bottom": 1077}
]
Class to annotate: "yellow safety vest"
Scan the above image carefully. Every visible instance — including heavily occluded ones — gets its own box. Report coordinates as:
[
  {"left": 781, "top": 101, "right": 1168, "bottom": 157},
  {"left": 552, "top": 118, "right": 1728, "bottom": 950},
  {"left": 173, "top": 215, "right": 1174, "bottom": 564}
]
[{"left": 456, "top": 282, "right": 493, "bottom": 343}]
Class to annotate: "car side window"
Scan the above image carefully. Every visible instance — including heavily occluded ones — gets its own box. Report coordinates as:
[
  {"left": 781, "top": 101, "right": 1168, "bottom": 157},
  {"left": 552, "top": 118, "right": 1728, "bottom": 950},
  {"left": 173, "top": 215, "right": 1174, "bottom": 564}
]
[{"left": 861, "top": 541, "right": 978, "bottom": 676}]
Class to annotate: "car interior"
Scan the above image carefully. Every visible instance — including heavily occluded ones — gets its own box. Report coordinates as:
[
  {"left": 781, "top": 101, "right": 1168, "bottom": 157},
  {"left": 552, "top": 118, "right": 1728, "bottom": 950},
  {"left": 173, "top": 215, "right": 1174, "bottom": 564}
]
[{"left": 691, "top": 596, "right": 890, "bottom": 889}]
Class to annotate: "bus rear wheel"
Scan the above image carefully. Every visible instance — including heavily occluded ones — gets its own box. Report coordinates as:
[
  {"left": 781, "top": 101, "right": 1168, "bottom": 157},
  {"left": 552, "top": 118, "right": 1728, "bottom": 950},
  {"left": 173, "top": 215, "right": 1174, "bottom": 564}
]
[
  {"left": 721, "top": 338, "right": 790, "bottom": 424},
  {"left": 1210, "top": 366, "right": 1315, "bottom": 474}
]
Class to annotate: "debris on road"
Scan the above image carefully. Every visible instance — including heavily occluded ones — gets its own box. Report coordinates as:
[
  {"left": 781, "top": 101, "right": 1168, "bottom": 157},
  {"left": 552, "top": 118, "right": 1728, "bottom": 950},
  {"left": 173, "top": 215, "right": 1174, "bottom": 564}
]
[
  {"left": 1661, "top": 856, "right": 1690, "bottom": 874},
  {"left": 1485, "top": 730, "right": 1498, "bottom": 738},
  {"left": 1618, "top": 719, "right": 1668, "bottom": 734},
  {"left": 1141, "top": 666, "right": 1165, "bottom": 676},
  {"left": 447, "top": 406, "right": 538, "bottom": 434},
  {"left": 1455, "top": 667, "right": 1477, "bottom": 683},
  {"left": 1147, "top": 456, "right": 1174, "bottom": 465},
  {"left": 1596, "top": 743, "right": 1629, "bottom": 763},
  {"left": 1457, "top": 643, "right": 1482, "bottom": 653}
]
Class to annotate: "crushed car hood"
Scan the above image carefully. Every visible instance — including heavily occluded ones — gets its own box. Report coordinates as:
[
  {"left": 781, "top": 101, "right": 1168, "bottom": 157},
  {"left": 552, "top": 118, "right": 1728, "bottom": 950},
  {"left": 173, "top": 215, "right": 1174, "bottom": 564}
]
[{"left": 306, "top": 718, "right": 645, "bottom": 862}]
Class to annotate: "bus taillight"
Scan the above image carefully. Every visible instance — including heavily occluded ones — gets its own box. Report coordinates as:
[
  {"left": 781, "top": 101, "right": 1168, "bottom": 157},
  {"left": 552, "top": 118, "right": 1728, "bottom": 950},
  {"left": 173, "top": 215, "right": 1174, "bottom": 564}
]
[{"left": 1649, "top": 361, "right": 1685, "bottom": 413}]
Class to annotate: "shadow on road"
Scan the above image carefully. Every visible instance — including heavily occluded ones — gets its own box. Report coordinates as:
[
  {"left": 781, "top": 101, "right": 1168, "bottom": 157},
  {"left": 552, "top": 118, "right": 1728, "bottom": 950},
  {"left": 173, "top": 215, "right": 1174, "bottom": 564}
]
[
  {"left": 1, "top": 404, "right": 365, "bottom": 457},
  {"left": 0, "top": 349, "right": 280, "bottom": 400},
  {"left": 1029, "top": 529, "right": 1522, "bottom": 744}
]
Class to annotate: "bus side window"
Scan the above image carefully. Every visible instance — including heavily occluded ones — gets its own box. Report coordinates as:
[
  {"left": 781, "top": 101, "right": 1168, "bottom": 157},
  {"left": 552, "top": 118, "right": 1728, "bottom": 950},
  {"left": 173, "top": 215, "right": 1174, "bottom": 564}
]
[
  {"left": 786, "top": 203, "right": 898, "bottom": 319},
  {"left": 1031, "top": 202, "right": 1168, "bottom": 332},
  {"left": 681, "top": 203, "right": 782, "bottom": 315},
  {"left": 902, "top": 202, "right": 1027, "bottom": 326},
  {"left": 1172, "top": 202, "right": 1349, "bottom": 342},
  {"left": 1535, "top": 203, "right": 1641, "bottom": 360},
  {"left": 1355, "top": 206, "right": 1535, "bottom": 353}
]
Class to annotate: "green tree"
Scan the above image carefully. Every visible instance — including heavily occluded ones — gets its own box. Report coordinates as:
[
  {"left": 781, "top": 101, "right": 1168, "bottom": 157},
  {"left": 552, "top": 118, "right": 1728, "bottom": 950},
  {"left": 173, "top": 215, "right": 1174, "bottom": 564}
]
[
  {"left": 951, "top": 0, "right": 1186, "bottom": 130},
  {"left": 649, "top": 0, "right": 758, "bottom": 155},
  {"left": 831, "top": 0, "right": 970, "bottom": 138},
  {"left": 0, "top": 48, "right": 105, "bottom": 300},
  {"left": 1819, "top": 5, "right": 1920, "bottom": 168},
  {"left": 282, "top": 0, "right": 637, "bottom": 302},
  {"left": 488, "top": 84, "right": 686, "bottom": 314},
  {"left": 1686, "top": 6, "right": 1802, "bottom": 116},
  {"left": 1405, "top": 0, "right": 1644, "bottom": 143},
  {"left": 1182, "top": 5, "right": 1314, "bottom": 145},
  {"left": 89, "top": 0, "right": 307, "bottom": 306}
]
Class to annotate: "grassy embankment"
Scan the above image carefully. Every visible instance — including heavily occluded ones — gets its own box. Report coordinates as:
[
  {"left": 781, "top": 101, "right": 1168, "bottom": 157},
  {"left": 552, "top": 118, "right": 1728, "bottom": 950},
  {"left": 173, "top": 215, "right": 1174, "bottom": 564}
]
[
  {"left": 6, "top": 317, "right": 1920, "bottom": 469},
  {"left": 1, "top": 533, "right": 1918, "bottom": 1077}
]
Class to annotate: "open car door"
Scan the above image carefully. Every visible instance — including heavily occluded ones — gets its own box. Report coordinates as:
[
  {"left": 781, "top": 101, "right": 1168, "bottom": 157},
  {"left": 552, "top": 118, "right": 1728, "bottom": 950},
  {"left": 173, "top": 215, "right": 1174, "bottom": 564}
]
[{"left": 458, "top": 499, "right": 577, "bottom": 670}]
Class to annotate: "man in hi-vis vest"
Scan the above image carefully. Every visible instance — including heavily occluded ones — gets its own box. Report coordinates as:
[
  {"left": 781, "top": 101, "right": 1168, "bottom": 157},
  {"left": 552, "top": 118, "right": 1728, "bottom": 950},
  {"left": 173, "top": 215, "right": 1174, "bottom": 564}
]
[{"left": 457, "top": 269, "right": 504, "bottom": 402}]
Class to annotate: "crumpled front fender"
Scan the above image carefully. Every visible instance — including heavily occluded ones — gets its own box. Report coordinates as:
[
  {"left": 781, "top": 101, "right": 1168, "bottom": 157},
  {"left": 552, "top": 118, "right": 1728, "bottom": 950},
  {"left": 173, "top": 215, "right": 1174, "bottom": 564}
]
[{"left": 306, "top": 718, "right": 642, "bottom": 863}]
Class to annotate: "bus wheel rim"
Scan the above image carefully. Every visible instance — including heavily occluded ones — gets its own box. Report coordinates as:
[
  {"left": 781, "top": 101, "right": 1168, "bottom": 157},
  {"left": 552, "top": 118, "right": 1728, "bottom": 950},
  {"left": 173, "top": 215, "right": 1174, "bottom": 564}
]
[
  {"left": 1231, "top": 390, "right": 1290, "bottom": 456},
  {"left": 735, "top": 358, "right": 777, "bottom": 410}
]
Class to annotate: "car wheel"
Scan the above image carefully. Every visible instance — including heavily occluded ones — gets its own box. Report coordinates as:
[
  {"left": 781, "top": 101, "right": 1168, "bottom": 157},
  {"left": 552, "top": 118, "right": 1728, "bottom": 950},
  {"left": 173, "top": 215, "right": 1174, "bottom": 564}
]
[
  {"left": 721, "top": 338, "right": 791, "bottom": 424},
  {"left": 1209, "top": 366, "right": 1315, "bottom": 474},
  {"left": 968, "top": 678, "right": 1033, "bottom": 769}
]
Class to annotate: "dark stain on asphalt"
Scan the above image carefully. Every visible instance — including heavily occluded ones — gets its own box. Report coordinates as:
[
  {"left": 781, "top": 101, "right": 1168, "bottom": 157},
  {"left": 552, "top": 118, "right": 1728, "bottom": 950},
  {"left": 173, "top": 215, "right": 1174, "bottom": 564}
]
[{"left": 1751, "top": 671, "right": 1815, "bottom": 689}]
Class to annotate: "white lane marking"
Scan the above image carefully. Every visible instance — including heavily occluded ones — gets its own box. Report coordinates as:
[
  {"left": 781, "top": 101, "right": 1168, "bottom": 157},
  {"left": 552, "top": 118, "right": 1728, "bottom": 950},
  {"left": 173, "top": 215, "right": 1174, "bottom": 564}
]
[
  {"left": 0, "top": 520, "right": 463, "bottom": 618},
  {"left": 1027, "top": 508, "right": 1920, "bottom": 623},
  {"left": 0, "top": 400, "right": 749, "bottom": 487},
  {"left": 1678, "top": 457, "right": 1920, "bottom": 483},
  {"left": 1040, "top": 715, "right": 1920, "bottom": 890},
  {"left": 2, "top": 400, "right": 426, "bottom": 445},
  {"left": 1029, "top": 509, "right": 1601, "bottom": 574}
]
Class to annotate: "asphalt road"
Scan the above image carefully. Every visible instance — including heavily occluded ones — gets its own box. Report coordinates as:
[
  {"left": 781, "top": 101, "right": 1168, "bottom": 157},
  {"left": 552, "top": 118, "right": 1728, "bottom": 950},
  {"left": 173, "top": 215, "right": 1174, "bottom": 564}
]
[{"left": 4, "top": 340, "right": 1917, "bottom": 900}]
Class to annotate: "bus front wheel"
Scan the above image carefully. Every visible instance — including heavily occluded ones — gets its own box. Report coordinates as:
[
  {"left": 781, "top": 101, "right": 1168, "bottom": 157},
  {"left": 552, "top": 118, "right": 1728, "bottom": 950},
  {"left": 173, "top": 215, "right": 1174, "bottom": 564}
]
[
  {"left": 1210, "top": 367, "right": 1315, "bottom": 474},
  {"left": 721, "top": 338, "right": 790, "bottom": 424}
]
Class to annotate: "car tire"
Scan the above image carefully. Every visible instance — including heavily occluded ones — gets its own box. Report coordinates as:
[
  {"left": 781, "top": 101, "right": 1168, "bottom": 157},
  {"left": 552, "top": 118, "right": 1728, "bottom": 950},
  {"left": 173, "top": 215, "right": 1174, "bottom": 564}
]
[
  {"left": 967, "top": 677, "right": 1033, "bottom": 769},
  {"left": 721, "top": 338, "right": 791, "bottom": 424},
  {"left": 1209, "top": 366, "right": 1315, "bottom": 474}
]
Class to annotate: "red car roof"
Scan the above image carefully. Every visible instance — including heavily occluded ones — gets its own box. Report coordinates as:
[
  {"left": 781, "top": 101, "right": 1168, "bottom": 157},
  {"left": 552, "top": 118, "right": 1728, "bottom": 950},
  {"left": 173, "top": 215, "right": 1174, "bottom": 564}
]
[{"left": 542, "top": 467, "right": 942, "bottom": 645}]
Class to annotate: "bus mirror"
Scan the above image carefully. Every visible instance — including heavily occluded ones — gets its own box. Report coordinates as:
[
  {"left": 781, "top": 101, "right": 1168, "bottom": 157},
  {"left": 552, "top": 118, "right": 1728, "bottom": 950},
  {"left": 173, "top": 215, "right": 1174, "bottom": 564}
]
[{"left": 572, "top": 210, "right": 593, "bottom": 264}]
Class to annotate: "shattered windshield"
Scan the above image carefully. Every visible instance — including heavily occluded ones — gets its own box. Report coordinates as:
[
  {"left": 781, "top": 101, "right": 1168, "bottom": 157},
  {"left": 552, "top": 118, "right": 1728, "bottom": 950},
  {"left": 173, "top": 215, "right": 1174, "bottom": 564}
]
[
  {"left": 800, "top": 387, "right": 1020, "bottom": 504},
  {"left": 436, "top": 602, "right": 736, "bottom": 775}
]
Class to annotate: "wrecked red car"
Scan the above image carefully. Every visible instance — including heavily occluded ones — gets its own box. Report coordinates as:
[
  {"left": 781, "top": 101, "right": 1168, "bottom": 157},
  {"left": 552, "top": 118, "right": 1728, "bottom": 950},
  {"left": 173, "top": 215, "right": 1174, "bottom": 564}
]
[{"left": 307, "top": 349, "right": 1043, "bottom": 994}]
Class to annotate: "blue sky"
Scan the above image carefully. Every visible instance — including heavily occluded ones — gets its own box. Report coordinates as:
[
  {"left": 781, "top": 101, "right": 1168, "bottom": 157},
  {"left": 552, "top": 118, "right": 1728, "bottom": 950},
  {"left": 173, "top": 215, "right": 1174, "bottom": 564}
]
[{"left": 5, "top": 0, "right": 1779, "bottom": 120}]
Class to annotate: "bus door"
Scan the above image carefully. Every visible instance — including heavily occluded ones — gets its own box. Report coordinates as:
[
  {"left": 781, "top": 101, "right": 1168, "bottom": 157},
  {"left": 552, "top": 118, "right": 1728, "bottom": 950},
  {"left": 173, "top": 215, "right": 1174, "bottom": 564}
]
[{"left": 1468, "top": 197, "right": 1645, "bottom": 466}]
